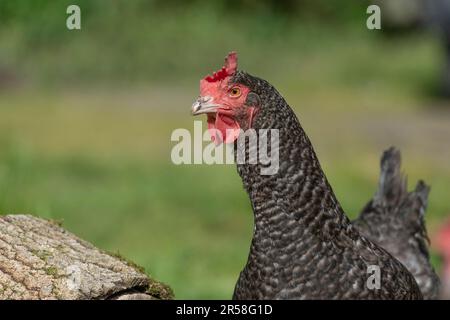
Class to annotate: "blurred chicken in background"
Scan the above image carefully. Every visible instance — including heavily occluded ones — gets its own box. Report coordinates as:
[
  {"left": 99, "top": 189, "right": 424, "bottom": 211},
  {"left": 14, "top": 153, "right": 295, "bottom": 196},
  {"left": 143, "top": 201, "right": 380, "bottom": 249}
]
[{"left": 434, "top": 219, "right": 450, "bottom": 299}]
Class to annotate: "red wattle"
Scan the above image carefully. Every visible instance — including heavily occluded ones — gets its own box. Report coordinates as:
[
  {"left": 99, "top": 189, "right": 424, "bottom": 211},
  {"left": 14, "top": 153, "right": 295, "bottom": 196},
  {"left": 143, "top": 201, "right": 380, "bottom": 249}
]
[{"left": 207, "top": 113, "right": 240, "bottom": 145}]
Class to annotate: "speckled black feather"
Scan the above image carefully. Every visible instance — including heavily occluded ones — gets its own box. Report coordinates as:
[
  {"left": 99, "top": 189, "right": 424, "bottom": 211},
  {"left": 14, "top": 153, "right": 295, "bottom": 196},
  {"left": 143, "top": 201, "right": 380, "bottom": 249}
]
[
  {"left": 229, "top": 71, "right": 422, "bottom": 300},
  {"left": 353, "top": 147, "right": 441, "bottom": 299}
]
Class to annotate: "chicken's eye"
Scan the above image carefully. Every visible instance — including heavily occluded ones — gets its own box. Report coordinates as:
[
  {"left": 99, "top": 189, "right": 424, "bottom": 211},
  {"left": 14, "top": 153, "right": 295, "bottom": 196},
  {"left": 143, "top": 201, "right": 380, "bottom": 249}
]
[{"left": 229, "top": 87, "right": 241, "bottom": 98}]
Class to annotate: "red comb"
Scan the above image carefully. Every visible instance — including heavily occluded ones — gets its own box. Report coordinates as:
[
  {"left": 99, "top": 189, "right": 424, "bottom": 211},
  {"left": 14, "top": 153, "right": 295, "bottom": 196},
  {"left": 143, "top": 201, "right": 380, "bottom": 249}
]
[
  {"left": 204, "top": 52, "right": 238, "bottom": 83},
  {"left": 204, "top": 67, "right": 229, "bottom": 82}
]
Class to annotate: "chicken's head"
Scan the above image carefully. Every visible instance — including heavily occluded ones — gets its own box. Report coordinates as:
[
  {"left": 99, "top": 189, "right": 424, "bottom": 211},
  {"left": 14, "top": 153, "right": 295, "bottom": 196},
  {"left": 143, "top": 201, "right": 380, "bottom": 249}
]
[{"left": 192, "top": 52, "right": 258, "bottom": 145}]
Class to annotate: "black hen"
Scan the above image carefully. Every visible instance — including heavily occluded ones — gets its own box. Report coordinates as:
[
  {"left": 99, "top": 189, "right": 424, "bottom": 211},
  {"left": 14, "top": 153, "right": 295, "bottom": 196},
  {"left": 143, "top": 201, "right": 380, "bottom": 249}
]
[
  {"left": 353, "top": 148, "right": 441, "bottom": 299},
  {"left": 192, "top": 53, "right": 423, "bottom": 299}
]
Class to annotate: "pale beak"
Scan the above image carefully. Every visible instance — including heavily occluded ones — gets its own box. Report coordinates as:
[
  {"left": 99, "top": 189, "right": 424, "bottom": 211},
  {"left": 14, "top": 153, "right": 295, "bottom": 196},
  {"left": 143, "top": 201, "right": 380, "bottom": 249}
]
[{"left": 191, "top": 96, "right": 219, "bottom": 115}]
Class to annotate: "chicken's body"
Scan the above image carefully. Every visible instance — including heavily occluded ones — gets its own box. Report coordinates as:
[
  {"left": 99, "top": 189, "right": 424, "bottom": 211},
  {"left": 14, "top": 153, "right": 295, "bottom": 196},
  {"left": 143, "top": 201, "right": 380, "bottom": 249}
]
[
  {"left": 230, "top": 71, "right": 421, "bottom": 299},
  {"left": 193, "top": 53, "right": 424, "bottom": 299}
]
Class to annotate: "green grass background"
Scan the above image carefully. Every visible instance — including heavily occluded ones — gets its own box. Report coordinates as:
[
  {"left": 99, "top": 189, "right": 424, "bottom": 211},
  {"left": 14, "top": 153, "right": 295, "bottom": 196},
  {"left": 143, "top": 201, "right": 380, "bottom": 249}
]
[{"left": 0, "top": 0, "right": 449, "bottom": 298}]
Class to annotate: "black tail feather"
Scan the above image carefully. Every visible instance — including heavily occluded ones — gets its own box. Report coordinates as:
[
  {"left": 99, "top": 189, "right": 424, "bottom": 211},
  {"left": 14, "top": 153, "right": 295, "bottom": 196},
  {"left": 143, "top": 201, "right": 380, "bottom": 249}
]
[
  {"left": 353, "top": 147, "right": 440, "bottom": 299},
  {"left": 375, "top": 147, "right": 407, "bottom": 208}
]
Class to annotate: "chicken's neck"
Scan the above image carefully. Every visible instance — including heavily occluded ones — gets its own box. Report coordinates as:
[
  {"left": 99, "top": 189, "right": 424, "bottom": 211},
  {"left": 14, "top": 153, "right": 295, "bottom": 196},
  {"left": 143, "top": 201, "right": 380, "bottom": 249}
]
[{"left": 235, "top": 94, "right": 352, "bottom": 256}]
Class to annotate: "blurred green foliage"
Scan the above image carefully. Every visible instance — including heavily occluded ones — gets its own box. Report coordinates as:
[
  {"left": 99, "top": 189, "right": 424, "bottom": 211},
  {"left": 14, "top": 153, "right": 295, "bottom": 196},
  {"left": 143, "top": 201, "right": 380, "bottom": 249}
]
[{"left": 0, "top": 0, "right": 371, "bottom": 85}]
